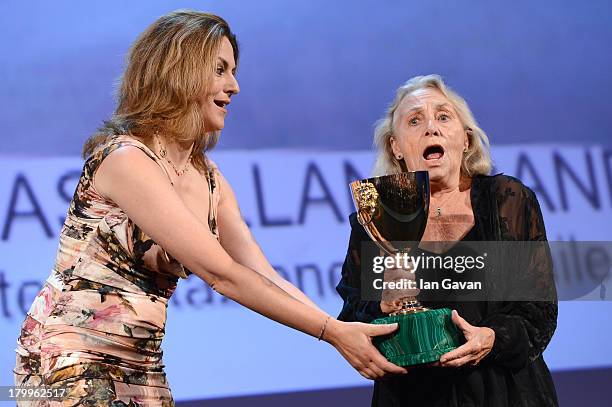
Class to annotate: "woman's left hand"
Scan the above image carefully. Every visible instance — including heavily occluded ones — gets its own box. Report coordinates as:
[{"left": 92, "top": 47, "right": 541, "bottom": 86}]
[{"left": 439, "top": 310, "right": 495, "bottom": 368}]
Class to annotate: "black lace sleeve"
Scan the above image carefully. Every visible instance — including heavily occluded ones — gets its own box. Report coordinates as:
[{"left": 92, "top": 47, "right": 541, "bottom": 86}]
[
  {"left": 482, "top": 177, "right": 558, "bottom": 370},
  {"left": 336, "top": 213, "right": 385, "bottom": 323}
]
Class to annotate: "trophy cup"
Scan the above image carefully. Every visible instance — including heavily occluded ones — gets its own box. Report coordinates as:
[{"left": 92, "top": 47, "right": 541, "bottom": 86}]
[{"left": 349, "top": 171, "right": 463, "bottom": 366}]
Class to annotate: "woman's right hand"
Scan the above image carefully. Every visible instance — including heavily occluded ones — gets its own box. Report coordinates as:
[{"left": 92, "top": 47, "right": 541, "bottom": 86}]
[{"left": 323, "top": 319, "right": 408, "bottom": 380}]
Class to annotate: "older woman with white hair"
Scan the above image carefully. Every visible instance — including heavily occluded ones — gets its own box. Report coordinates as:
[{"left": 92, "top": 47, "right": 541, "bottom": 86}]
[{"left": 337, "top": 75, "right": 558, "bottom": 406}]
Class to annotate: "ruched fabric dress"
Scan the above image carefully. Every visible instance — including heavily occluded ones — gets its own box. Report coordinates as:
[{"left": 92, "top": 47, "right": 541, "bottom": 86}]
[
  {"left": 337, "top": 174, "right": 559, "bottom": 407},
  {"left": 14, "top": 135, "right": 220, "bottom": 406}
]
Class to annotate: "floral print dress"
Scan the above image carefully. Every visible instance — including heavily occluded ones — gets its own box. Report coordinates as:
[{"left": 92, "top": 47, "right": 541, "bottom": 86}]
[{"left": 14, "top": 135, "right": 220, "bottom": 406}]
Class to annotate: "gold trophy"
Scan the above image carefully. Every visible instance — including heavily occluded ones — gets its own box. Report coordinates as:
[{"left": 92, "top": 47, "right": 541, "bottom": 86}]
[{"left": 350, "top": 171, "right": 462, "bottom": 366}]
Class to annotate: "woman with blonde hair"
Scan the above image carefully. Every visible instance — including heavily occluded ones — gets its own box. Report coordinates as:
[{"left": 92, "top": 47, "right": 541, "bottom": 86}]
[
  {"left": 337, "top": 75, "right": 558, "bottom": 406},
  {"left": 14, "top": 10, "right": 405, "bottom": 406}
]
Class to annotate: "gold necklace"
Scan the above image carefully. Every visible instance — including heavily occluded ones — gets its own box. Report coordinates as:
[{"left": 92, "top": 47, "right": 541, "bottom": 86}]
[{"left": 155, "top": 135, "right": 192, "bottom": 177}]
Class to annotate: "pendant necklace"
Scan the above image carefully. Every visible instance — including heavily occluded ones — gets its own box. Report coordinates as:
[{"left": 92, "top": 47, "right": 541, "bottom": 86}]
[
  {"left": 432, "top": 190, "right": 460, "bottom": 217},
  {"left": 155, "top": 134, "right": 193, "bottom": 177}
]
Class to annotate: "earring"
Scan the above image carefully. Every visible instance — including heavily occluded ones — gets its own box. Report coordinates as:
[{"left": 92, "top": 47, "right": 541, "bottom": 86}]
[
  {"left": 396, "top": 154, "right": 403, "bottom": 160},
  {"left": 154, "top": 131, "right": 167, "bottom": 158}
]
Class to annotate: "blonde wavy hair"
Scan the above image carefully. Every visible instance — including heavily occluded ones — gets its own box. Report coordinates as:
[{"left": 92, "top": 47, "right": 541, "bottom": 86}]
[
  {"left": 82, "top": 10, "right": 239, "bottom": 173},
  {"left": 372, "top": 74, "right": 492, "bottom": 177}
]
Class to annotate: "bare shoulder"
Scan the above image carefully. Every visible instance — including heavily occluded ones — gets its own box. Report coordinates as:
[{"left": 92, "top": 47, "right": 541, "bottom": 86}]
[{"left": 94, "top": 145, "right": 169, "bottom": 203}]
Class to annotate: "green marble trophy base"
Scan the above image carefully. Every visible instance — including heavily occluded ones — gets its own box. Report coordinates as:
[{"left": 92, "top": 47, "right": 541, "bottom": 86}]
[{"left": 372, "top": 308, "right": 463, "bottom": 366}]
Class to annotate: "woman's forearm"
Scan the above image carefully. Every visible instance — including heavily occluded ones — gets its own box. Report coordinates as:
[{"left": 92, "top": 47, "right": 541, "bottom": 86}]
[
  {"left": 274, "top": 278, "right": 323, "bottom": 311},
  {"left": 206, "top": 259, "right": 330, "bottom": 340},
  {"left": 202, "top": 258, "right": 408, "bottom": 381}
]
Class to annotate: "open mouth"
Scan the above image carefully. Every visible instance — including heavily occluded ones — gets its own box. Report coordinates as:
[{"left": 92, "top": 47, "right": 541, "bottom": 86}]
[
  {"left": 423, "top": 145, "right": 445, "bottom": 161},
  {"left": 213, "top": 100, "right": 229, "bottom": 109}
]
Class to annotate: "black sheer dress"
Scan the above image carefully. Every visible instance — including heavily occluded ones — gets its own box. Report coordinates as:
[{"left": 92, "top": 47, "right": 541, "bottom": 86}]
[{"left": 336, "top": 174, "right": 558, "bottom": 407}]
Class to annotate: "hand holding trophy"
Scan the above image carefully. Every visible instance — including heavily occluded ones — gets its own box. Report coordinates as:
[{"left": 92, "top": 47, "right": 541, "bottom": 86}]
[{"left": 349, "top": 171, "right": 463, "bottom": 366}]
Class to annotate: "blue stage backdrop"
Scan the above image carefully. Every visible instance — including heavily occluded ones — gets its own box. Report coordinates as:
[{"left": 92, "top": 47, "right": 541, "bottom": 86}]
[{"left": 1, "top": 1, "right": 611, "bottom": 405}]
